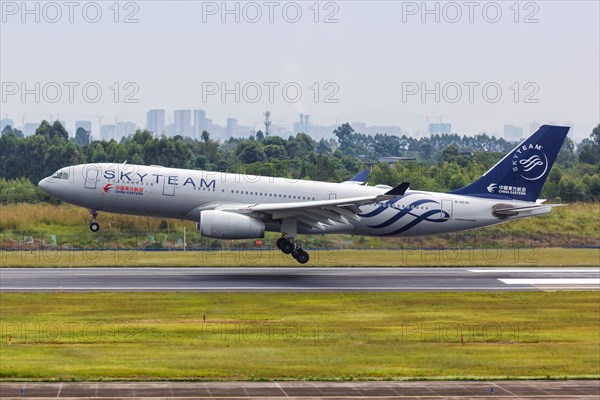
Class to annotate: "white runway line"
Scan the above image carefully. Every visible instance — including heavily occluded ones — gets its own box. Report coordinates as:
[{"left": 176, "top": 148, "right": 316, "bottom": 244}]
[
  {"left": 469, "top": 269, "right": 599, "bottom": 273},
  {"left": 499, "top": 278, "right": 600, "bottom": 285}
]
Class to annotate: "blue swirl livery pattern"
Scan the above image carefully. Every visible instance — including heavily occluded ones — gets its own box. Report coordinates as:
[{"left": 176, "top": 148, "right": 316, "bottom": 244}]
[{"left": 359, "top": 198, "right": 449, "bottom": 236}]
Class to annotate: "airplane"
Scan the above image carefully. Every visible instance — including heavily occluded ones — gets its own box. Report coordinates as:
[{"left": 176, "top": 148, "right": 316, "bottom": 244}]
[{"left": 38, "top": 125, "right": 569, "bottom": 264}]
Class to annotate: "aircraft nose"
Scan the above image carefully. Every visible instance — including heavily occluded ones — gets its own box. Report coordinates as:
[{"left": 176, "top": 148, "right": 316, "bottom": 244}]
[{"left": 38, "top": 178, "right": 50, "bottom": 193}]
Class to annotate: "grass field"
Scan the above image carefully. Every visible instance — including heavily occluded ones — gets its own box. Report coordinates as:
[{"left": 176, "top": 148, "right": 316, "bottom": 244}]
[
  {"left": 1, "top": 248, "right": 599, "bottom": 267},
  {"left": 1, "top": 202, "right": 599, "bottom": 250},
  {"left": 1, "top": 292, "right": 598, "bottom": 381}
]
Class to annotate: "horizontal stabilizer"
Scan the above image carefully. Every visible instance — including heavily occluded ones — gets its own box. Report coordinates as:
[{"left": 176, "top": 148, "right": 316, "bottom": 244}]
[{"left": 492, "top": 203, "right": 566, "bottom": 217}]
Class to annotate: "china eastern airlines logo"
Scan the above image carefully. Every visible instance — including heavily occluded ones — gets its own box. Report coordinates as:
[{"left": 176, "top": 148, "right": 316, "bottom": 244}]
[
  {"left": 487, "top": 183, "right": 497, "bottom": 193},
  {"left": 103, "top": 184, "right": 112, "bottom": 193},
  {"left": 512, "top": 143, "right": 548, "bottom": 181}
]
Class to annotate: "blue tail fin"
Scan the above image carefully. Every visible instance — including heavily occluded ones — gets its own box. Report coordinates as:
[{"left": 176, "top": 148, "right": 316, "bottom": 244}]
[{"left": 451, "top": 125, "right": 570, "bottom": 202}]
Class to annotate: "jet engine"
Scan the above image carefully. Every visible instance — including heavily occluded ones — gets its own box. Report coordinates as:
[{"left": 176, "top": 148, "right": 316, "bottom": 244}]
[{"left": 198, "top": 210, "right": 265, "bottom": 239}]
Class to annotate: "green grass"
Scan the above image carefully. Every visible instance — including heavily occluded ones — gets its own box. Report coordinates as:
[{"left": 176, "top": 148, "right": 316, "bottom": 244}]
[
  {"left": 1, "top": 202, "right": 599, "bottom": 250},
  {"left": 1, "top": 292, "right": 598, "bottom": 381},
  {"left": 1, "top": 248, "right": 599, "bottom": 267}
]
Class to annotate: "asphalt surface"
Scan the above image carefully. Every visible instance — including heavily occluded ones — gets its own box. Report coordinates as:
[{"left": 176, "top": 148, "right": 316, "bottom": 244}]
[
  {"left": 1, "top": 267, "right": 599, "bottom": 291},
  {"left": 1, "top": 380, "right": 598, "bottom": 399}
]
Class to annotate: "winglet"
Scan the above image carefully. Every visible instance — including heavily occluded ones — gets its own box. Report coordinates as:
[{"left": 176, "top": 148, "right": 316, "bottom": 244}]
[
  {"left": 385, "top": 182, "right": 410, "bottom": 196},
  {"left": 342, "top": 170, "right": 369, "bottom": 185}
]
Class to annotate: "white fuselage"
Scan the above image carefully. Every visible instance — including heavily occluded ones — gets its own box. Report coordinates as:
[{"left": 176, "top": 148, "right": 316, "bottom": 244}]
[{"left": 39, "top": 163, "right": 550, "bottom": 237}]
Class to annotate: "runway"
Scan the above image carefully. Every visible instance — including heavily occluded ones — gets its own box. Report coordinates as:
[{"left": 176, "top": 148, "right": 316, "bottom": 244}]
[
  {"left": 1, "top": 267, "right": 599, "bottom": 292},
  {"left": 1, "top": 380, "right": 598, "bottom": 399}
]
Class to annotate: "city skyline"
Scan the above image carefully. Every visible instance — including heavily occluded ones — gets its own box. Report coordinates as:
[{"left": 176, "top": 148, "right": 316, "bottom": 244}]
[
  {"left": 1, "top": 2, "right": 597, "bottom": 141},
  {"left": 2, "top": 107, "right": 574, "bottom": 145}
]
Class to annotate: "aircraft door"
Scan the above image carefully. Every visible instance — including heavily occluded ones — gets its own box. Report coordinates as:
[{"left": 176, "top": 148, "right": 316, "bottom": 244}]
[
  {"left": 441, "top": 199, "right": 453, "bottom": 220},
  {"left": 84, "top": 167, "right": 99, "bottom": 189},
  {"left": 162, "top": 176, "right": 176, "bottom": 196}
]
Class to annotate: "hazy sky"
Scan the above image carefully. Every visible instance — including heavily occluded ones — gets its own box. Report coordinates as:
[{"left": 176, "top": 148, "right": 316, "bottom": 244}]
[{"left": 1, "top": 1, "right": 599, "bottom": 139}]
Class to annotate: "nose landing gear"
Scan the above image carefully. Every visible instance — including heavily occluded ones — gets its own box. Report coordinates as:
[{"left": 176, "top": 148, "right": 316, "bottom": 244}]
[
  {"left": 89, "top": 210, "right": 99, "bottom": 232},
  {"left": 276, "top": 236, "right": 309, "bottom": 264}
]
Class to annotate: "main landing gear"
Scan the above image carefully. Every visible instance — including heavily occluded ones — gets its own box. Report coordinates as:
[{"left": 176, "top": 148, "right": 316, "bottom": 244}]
[
  {"left": 89, "top": 210, "right": 100, "bottom": 232},
  {"left": 276, "top": 236, "right": 309, "bottom": 264}
]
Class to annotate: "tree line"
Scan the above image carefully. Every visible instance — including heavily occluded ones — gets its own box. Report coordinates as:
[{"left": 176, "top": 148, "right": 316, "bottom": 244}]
[{"left": 1, "top": 120, "right": 599, "bottom": 203}]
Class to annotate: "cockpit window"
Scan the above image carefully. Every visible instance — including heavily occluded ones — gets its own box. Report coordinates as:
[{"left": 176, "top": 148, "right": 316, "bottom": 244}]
[{"left": 51, "top": 171, "right": 69, "bottom": 180}]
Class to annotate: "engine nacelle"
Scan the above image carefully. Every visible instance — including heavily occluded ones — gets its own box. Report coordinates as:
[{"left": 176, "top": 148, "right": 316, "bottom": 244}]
[{"left": 198, "top": 210, "right": 265, "bottom": 239}]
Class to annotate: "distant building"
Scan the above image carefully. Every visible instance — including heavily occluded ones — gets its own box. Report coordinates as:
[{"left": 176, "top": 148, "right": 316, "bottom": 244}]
[
  {"left": 75, "top": 120, "right": 92, "bottom": 134},
  {"left": 226, "top": 118, "right": 238, "bottom": 138},
  {"left": 0, "top": 118, "right": 14, "bottom": 132},
  {"left": 173, "top": 110, "right": 192, "bottom": 137},
  {"left": 529, "top": 121, "right": 540, "bottom": 135},
  {"left": 504, "top": 124, "right": 523, "bottom": 142},
  {"left": 366, "top": 156, "right": 416, "bottom": 171},
  {"left": 100, "top": 124, "right": 115, "bottom": 141},
  {"left": 146, "top": 109, "right": 165, "bottom": 135},
  {"left": 115, "top": 121, "right": 137, "bottom": 139},
  {"left": 193, "top": 109, "right": 207, "bottom": 139},
  {"left": 429, "top": 123, "right": 452, "bottom": 135},
  {"left": 23, "top": 123, "right": 39, "bottom": 136},
  {"left": 293, "top": 114, "right": 310, "bottom": 134}
]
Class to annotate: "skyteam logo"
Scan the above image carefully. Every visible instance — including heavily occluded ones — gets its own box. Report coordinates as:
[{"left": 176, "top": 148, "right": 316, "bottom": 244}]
[{"left": 512, "top": 143, "right": 548, "bottom": 181}]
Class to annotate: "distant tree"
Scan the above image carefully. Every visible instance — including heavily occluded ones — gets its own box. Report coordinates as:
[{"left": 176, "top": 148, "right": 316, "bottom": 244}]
[
  {"left": 74, "top": 127, "right": 91, "bottom": 147},
  {"left": 1, "top": 125, "right": 24, "bottom": 138},
  {"left": 255, "top": 130, "right": 265, "bottom": 141},
  {"left": 316, "top": 138, "right": 332, "bottom": 154},
  {"left": 201, "top": 130, "right": 210, "bottom": 143},
  {"left": 419, "top": 141, "right": 433, "bottom": 160},
  {"left": 578, "top": 124, "right": 600, "bottom": 166},
  {"left": 441, "top": 145, "right": 460, "bottom": 164},
  {"left": 236, "top": 141, "right": 266, "bottom": 164},
  {"left": 264, "top": 144, "right": 287, "bottom": 160},
  {"left": 556, "top": 136, "right": 576, "bottom": 166},
  {"left": 35, "top": 120, "right": 69, "bottom": 141}
]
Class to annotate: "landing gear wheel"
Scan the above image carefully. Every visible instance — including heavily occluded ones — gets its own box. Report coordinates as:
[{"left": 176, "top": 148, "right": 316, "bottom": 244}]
[
  {"left": 293, "top": 248, "right": 309, "bottom": 264},
  {"left": 89, "top": 210, "right": 99, "bottom": 233},
  {"left": 276, "top": 237, "right": 287, "bottom": 250},
  {"left": 280, "top": 240, "right": 294, "bottom": 255}
]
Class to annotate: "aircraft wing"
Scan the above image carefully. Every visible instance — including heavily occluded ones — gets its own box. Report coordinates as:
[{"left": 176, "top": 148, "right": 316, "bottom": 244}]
[{"left": 212, "top": 182, "right": 410, "bottom": 230}]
